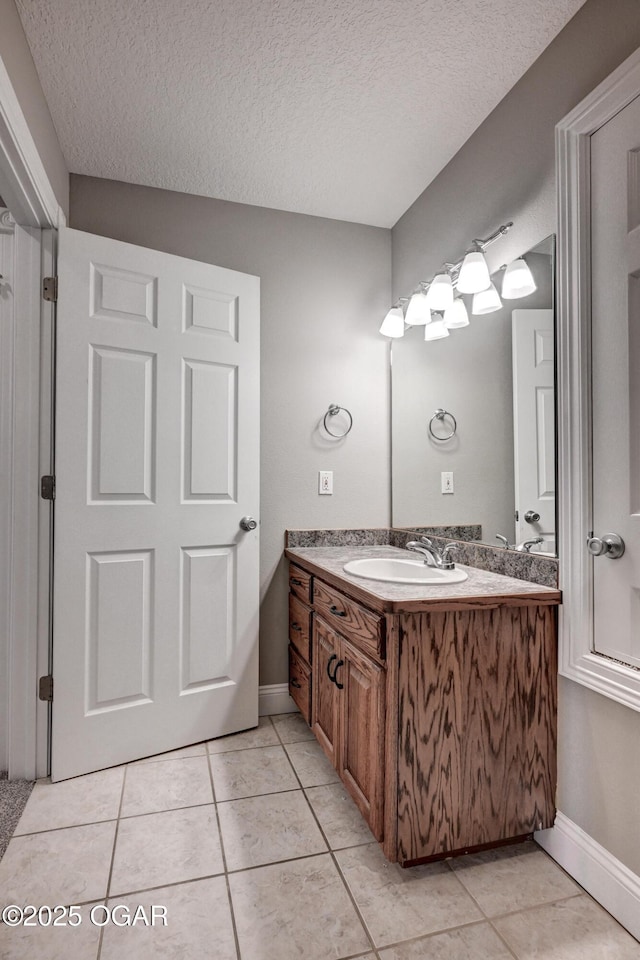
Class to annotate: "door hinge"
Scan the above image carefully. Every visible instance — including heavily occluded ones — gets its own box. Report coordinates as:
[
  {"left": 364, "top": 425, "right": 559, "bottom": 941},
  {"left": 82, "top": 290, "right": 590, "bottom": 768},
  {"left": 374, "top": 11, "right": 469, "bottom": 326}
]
[
  {"left": 39, "top": 675, "right": 53, "bottom": 702},
  {"left": 41, "top": 475, "right": 55, "bottom": 500},
  {"left": 42, "top": 276, "right": 58, "bottom": 302}
]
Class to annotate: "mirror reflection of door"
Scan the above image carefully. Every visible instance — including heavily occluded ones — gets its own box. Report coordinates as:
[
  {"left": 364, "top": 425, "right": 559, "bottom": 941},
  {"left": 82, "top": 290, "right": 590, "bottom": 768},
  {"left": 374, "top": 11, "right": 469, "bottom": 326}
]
[{"left": 512, "top": 308, "right": 555, "bottom": 554}]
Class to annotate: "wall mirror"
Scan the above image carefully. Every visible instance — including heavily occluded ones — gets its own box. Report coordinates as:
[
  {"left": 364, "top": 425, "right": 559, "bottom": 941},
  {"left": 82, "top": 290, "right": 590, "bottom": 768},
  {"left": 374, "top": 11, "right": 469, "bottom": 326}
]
[{"left": 391, "top": 235, "right": 556, "bottom": 555}]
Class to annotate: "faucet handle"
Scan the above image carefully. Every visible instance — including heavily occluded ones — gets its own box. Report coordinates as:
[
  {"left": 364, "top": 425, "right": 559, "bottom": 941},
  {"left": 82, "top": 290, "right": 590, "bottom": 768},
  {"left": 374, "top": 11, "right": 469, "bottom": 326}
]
[
  {"left": 496, "top": 534, "right": 512, "bottom": 549},
  {"left": 419, "top": 536, "right": 433, "bottom": 546},
  {"left": 440, "top": 542, "right": 458, "bottom": 558}
]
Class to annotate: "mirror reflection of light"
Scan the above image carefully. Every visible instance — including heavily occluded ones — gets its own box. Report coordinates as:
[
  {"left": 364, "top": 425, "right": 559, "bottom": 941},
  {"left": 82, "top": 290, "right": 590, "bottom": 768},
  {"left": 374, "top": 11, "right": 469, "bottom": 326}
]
[
  {"left": 502, "top": 258, "right": 537, "bottom": 298},
  {"left": 443, "top": 299, "right": 469, "bottom": 329}
]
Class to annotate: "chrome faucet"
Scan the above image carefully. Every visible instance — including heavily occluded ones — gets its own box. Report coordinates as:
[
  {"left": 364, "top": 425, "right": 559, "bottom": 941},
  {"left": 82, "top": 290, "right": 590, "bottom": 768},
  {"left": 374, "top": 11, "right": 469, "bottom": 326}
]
[
  {"left": 496, "top": 534, "right": 513, "bottom": 549},
  {"left": 406, "top": 537, "right": 458, "bottom": 570},
  {"left": 515, "top": 537, "right": 544, "bottom": 553}
]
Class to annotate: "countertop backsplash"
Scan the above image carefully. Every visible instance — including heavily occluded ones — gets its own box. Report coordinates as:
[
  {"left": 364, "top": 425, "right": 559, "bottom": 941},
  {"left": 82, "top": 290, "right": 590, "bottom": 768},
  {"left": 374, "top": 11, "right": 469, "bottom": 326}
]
[{"left": 285, "top": 528, "right": 558, "bottom": 589}]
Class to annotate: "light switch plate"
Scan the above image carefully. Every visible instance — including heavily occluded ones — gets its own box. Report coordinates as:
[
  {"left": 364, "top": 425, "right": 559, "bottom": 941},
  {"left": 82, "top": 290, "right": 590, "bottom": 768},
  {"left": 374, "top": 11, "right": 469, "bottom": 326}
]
[{"left": 441, "top": 471, "right": 454, "bottom": 494}]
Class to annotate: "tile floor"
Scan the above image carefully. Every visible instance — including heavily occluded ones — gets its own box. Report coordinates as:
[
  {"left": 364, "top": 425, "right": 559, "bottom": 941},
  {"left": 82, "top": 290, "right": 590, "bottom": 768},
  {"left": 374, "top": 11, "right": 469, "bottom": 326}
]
[{"left": 0, "top": 712, "right": 639, "bottom": 959}]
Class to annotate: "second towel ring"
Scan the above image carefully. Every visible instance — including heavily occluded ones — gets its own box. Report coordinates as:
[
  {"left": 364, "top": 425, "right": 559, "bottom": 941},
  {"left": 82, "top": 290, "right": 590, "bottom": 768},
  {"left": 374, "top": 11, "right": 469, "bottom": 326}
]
[
  {"left": 324, "top": 404, "right": 353, "bottom": 439},
  {"left": 429, "top": 408, "right": 457, "bottom": 441}
]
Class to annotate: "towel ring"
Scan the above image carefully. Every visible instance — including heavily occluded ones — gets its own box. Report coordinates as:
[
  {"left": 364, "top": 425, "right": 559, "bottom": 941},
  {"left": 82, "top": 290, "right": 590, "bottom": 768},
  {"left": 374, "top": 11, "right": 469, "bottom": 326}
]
[
  {"left": 429, "top": 408, "right": 457, "bottom": 441},
  {"left": 324, "top": 404, "right": 353, "bottom": 439}
]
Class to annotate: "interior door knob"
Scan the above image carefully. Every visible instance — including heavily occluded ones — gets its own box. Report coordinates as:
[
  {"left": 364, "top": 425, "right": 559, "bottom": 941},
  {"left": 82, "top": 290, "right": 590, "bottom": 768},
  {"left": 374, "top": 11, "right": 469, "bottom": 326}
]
[
  {"left": 240, "top": 516, "right": 257, "bottom": 531},
  {"left": 524, "top": 510, "right": 541, "bottom": 523},
  {"left": 587, "top": 533, "right": 625, "bottom": 559}
]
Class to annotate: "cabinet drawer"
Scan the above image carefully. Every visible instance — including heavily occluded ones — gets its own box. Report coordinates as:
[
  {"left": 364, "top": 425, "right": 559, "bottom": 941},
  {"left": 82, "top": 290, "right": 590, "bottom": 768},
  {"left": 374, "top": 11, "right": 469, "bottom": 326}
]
[
  {"left": 289, "top": 645, "right": 311, "bottom": 724},
  {"left": 289, "top": 594, "right": 312, "bottom": 662},
  {"left": 313, "top": 579, "right": 385, "bottom": 661},
  {"left": 289, "top": 564, "right": 313, "bottom": 605}
]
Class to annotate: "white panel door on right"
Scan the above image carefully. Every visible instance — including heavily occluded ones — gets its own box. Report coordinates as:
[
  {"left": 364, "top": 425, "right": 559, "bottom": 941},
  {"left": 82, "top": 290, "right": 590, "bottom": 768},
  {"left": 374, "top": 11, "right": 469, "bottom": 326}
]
[
  {"left": 52, "top": 227, "right": 260, "bottom": 781},
  {"left": 591, "top": 92, "right": 640, "bottom": 668}
]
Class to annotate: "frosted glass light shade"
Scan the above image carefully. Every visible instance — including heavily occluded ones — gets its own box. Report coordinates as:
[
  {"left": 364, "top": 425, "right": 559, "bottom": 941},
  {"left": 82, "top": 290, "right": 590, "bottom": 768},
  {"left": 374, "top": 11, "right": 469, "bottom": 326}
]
[
  {"left": 404, "top": 291, "right": 431, "bottom": 325},
  {"left": 443, "top": 298, "right": 469, "bottom": 329},
  {"left": 425, "top": 272, "right": 454, "bottom": 310},
  {"left": 457, "top": 250, "right": 491, "bottom": 294},
  {"left": 379, "top": 306, "right": 405, "bottom": 337},
  {"left": 501, "top": 258, "right": 537, "bottom": 298},
  {"left": 423, "top": 317, "right": 450, "bottom": 341},
  {"left": 472, "top": 282, "right": 502, "bottom": 315}
]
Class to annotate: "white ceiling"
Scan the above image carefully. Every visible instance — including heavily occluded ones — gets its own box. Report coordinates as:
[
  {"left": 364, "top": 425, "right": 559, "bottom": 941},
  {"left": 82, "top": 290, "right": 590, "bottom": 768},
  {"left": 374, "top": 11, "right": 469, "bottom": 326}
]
[{"left": 17, "top": 0, "right": 586, "bottom": 227}]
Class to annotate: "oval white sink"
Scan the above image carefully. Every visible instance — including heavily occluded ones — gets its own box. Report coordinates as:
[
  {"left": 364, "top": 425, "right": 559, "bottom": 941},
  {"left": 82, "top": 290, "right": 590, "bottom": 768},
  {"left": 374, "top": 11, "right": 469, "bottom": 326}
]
[{"left": 343, "top": 557, "right": 468, "bottom": 585}]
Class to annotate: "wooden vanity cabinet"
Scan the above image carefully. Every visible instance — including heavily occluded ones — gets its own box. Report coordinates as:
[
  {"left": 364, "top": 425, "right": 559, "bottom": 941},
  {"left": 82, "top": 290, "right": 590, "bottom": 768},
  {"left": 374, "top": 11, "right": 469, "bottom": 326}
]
[{"left": 287, "top": 557, "right": 559, "bottom": 865}]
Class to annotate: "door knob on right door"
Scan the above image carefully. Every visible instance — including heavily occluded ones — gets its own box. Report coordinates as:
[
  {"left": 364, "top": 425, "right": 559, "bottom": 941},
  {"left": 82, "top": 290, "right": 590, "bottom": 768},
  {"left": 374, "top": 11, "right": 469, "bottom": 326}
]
[
  {"left": 587, "top": 533, "right": 625, "bottom": 559},
  {"left": 524, "top": 510, "right": 541, "bottom": 523}
]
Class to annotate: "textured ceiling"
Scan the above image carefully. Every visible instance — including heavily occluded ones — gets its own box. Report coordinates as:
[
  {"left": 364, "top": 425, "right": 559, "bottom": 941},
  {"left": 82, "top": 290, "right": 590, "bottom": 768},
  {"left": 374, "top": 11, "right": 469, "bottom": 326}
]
[{"left": 17, "top": 0, "right": 586, "bottom": 227}]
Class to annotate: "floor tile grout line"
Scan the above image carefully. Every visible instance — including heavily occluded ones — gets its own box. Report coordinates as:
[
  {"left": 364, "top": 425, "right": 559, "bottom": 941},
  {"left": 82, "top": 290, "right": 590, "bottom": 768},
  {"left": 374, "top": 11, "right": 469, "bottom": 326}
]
[
  {"left": 486, "top": 917, "right": 523, "bottom": 960},
  {"left": 365, "top": 917, "right": 506, "bottom": 955},
  {"left": 205, "top": 741, "right": 242, "bottom": 960},
  {"left": 279, "top": 736, "right": 379, "bottom": 957},
  {"left": 96, "top": 765, "right": 128, "bottom": 960}
]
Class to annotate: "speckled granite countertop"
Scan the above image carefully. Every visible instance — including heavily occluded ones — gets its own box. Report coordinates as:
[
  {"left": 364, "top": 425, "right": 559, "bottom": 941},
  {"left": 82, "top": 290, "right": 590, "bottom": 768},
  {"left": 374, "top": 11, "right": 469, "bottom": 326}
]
[{"left": 285, "top": 545, "right": 561, "bottom": 614}]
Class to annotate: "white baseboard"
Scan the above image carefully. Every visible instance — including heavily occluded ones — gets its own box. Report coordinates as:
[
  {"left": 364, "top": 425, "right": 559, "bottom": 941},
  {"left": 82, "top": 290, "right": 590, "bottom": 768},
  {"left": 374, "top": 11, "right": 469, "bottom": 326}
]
[
  {"left": 536, "top": 811, "right": 640, "bottom": 941},
  {"left": 259, "top": 683, "right": 298, "bottom": 717}
]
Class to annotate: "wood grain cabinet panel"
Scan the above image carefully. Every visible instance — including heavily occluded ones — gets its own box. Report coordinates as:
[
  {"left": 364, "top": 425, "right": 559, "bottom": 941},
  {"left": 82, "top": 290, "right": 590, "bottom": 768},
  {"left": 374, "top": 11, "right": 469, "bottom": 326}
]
[
  {"left": 288, "top": 645, "right": 311, "bottom": 724},
  {"left": 396, "top": 605, "right": 557, "bottom": 864},
  {"left": 339, "top": 638, "right": 385, "bottom": 841},
  {"left": 289, "top": 593, "right": 312, "bottom": 662},
  {"left": 311, "top": 617, "right": 340, "bottom": 766}
]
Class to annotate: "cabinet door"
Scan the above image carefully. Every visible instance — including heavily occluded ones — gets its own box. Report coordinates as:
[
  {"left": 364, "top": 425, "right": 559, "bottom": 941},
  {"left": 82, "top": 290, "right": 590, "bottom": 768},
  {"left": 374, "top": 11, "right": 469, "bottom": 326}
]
[
  {"left": 338, "top": 637, "right": 385, "bottom": 841},
  {"left": 311, "top": 617, "right": 340, "bottom": 765}
]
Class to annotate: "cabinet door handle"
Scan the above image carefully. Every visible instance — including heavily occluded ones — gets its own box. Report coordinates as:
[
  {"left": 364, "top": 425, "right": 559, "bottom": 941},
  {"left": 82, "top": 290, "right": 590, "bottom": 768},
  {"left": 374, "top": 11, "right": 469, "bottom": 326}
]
[
  {"left": 291, "top": 678, "right": 302, "bottom": 689},
  {"left": 333, "top": 659, "right": 345, "bottom": 690},
  {"left": 329, "top": 604, "right": 347, "bottom": 618},
  {"left": 291, "top": 578, "right": 303, "bottom": 586},
  {"left": 291, "top": 623, "right": 302, "bottom": 632},
  {"left": 327, "top": 653, "right": 337, "bottom": 681}
]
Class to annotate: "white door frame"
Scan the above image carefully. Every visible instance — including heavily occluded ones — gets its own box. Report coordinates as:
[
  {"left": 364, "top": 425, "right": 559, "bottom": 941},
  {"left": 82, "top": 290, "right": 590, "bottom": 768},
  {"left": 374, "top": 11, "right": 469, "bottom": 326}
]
[
  {"left": 0, "top": 56, "right": 65, "bottom": 777},
  {"left": 557, "top": 44, "right": 640, "bottom": 710}
]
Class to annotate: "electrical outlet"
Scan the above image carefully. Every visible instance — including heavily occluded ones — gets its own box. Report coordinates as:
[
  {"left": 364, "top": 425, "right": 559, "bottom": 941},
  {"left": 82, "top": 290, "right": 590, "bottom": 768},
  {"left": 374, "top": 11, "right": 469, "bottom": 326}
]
[
  {"left": 441, "top": 471, "right": 454, "bottom": 494},
  {"left": 319, "top": 471, "right": 333, "bottom": 495}
]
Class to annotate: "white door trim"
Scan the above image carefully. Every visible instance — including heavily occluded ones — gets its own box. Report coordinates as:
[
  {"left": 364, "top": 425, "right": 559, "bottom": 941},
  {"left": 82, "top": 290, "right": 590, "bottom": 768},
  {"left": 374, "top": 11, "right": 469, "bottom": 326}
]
[
  {"left": 0, "top": 56, "right": 65, "bottom": 229},
  {"left": 557, "top": 44, "right": 640, "bottom": 710},
  {"left": 0, "top": 57, "right": 64, "bottom": 778}
]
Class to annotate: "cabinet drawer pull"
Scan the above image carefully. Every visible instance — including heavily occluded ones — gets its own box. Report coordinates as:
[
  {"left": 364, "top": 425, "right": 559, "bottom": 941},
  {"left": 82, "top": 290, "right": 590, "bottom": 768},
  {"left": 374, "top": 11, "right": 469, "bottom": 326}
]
[
  {"left": 291, "top": 578, "right": 303, "bottom": 586},
  {"left": 333, "top": 659, "right": 345, "bottom": 689},
  {"left": 327, "top": 653, "right": 337, "bottom": 681},
  {"left": 329, "top": 604, "right": 347, "bottom": 618},
  {"left": 291, "top": 623, "right": 302, "bottom": 632},
  {"left": 290, "top": 678, "right": 302, "bottom": 689}
]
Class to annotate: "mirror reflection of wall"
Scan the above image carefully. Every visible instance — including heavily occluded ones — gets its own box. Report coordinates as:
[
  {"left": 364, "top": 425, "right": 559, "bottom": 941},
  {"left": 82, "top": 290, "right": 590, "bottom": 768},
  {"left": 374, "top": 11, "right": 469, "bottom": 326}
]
[{"left": 391, "top": 235, "right": 555, "bottom": 555}]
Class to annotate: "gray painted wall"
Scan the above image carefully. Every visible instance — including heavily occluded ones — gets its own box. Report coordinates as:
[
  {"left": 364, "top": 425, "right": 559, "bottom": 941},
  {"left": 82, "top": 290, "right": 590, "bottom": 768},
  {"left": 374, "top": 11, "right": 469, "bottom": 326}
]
[
  {"left": 69, "top": 175, "right": 391, "bottom": 687},
  {"left": 392, "top": 0, "right": 640, "bottom": 879},
  {"left": 0, "top": 0, "right": 68, "bottom": 216}
]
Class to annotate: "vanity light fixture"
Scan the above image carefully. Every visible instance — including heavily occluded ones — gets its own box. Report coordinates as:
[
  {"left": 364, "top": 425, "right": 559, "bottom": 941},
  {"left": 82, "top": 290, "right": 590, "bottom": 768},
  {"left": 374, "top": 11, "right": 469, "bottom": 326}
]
[
  {"left": 379, "top": 305, "right": 405, "bottom": 337},
  {"left": 443, "top": 298, "right": 469, "bottom": 328},
  {"left": 472, "top": 281, "right": 502, "bottom": 315},
  {"left": 404, "top": 289, "right": 431, "bottom": 325},
  {"left": 423, "top": 314, "right": 449, "bottom": 340},
  {"left": 425, "top": 270, "right": 454, "bottom": 310},
  {"left": 379, "top": 221, "right": 516, "bottom": 340},
  {"left": 457, "top": 247, "right": 491, "bottom": 294},
  {"left": 501, "top": 257, "right": 537, "bottom": 299}
]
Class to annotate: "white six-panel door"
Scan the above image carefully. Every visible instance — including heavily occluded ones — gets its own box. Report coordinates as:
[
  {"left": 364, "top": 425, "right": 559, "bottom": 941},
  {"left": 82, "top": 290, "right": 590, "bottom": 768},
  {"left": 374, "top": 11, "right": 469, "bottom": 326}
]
[{"left": 52, "top": 228, "right": 260, "bottom": 780}]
